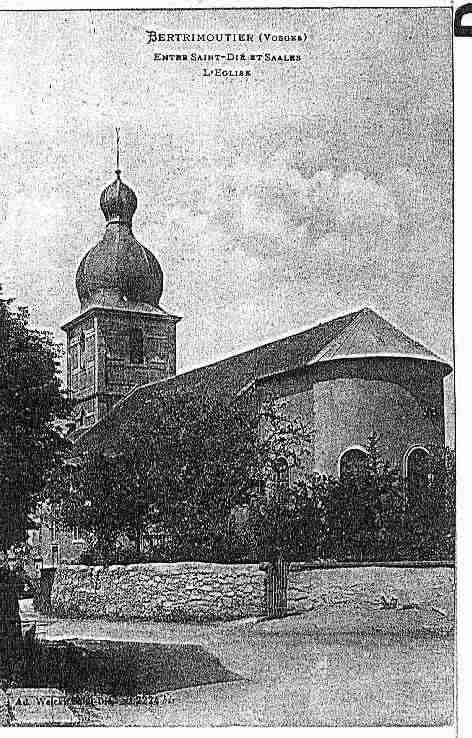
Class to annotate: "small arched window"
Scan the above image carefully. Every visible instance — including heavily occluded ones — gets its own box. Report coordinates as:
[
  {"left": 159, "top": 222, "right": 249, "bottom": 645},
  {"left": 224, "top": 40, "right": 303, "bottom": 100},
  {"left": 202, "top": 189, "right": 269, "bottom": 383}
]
[
  {"left": 50, "top": 515, "right": 57, "bottom": 543},
  {"left": 405, "top": 446, "right": 430, "bottom": 494},
  {"left": 78, "top": 407, "right": 86, "bottom": 428},
  {"left": 79, "top": 331, "right": 86, "bottom": 369},
  {"left": 339, "top": 447, "right": 368, "bottom": 484},
  {"left": 274, "top": 457, "right": 290, "bottom": 498},
  {"left": 130, "top": 327, "right": 144, "bottom": 364}
]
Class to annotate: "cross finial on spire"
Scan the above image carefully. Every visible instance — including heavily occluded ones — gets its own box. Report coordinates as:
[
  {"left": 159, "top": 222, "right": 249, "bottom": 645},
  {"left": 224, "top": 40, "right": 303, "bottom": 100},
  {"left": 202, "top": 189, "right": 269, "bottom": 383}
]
[{"left": 115, "top": 127, "right": 121, "bottom": 178}]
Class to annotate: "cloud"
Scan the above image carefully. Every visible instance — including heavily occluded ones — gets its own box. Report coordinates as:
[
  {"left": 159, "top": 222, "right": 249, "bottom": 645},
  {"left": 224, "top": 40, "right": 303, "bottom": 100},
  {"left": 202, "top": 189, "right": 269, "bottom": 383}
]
[
  {"left": 162, "top": 136, "right": 401, "bottom": 282},
  {"left": 145, "top": 123, "right": 451, "bottom": 392},
  {"left": 383, "top": 166, "right": 451, "bottom": 228},
  {"left": 335, "top": 173, "right": 398, "bottom": 234}
]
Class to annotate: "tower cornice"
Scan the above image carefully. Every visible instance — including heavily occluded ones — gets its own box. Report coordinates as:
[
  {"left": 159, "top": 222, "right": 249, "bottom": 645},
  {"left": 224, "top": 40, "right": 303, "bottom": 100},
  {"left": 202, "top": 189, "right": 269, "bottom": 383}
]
[{"left": 62, "top": 304, "right": 181, "bottom": 332}]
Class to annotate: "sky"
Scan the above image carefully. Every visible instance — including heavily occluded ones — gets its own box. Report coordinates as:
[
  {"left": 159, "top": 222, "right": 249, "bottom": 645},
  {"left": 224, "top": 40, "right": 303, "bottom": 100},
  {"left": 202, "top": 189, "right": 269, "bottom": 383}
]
[{"left": 0, "top": 8, "right": 453, "bottom": 440}]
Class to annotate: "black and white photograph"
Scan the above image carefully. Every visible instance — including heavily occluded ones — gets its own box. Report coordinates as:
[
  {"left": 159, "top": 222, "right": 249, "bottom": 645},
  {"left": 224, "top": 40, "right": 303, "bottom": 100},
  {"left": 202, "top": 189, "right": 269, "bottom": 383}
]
[{"left": 0, "top": 5, "right": 456, "bottom": 730}]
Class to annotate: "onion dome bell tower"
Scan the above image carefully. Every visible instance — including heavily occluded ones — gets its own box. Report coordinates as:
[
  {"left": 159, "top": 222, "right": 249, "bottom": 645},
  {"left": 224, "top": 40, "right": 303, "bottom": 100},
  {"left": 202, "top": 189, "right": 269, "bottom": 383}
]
[{"left": 62, "top": 150, "right": 180, "bottom": 431}]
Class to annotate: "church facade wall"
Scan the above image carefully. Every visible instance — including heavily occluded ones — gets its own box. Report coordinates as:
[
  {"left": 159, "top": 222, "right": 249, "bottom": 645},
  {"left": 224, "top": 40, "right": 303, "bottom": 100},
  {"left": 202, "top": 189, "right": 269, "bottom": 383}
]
[
  {"left": 308, "top": 377, "right": 442, "bottom": 477},
  {"left": 259, "top": 357, "right": 445, "bottom": 478},
  {"left": 95, "top": 309, "right": 177, "bottom": 420},
  {"left": 66, "top": 316, "right": 97, "bottom": 427}
]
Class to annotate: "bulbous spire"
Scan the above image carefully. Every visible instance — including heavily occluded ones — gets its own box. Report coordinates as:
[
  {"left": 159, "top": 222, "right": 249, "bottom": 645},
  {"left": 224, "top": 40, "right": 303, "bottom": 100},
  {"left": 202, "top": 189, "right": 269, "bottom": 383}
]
[
  {"left": 75, "top": 169, "right": 163, "bottom": 311},
  {"left": 100, "top": 169, "right": 137, "bottom": 224}
]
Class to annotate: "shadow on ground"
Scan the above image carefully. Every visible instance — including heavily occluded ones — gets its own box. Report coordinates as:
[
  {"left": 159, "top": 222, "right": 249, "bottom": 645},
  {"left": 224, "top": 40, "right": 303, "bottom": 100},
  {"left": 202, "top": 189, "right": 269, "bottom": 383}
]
[{"left": 5, "top": 639, "right": 240, "bottom": 695}]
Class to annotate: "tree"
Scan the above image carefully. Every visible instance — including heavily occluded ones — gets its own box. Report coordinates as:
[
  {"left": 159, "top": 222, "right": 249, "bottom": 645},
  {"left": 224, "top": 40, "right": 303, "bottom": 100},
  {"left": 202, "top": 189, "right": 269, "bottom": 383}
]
[
  {"left": 56, "top": 381, "right": 455, "bottom": 566},
  {"left": 56, "top": 443, "right": 173, "bottom": 564},
  {"left": 228, "top": 399, "right": 314, "bottom": 562},
  {"left": 402, "top": 444, "right": 455, "bottom": 559},
  {"left": 143, "top": 392, "right": 313, "bottom": 561},
  {"left": 58, "top": 386, "right": 313, "bottom": 564},
  {"left": 52, "top": 453, "right": 134, "bottom": 564},
  {"left": 0, "top": 290, "right": 70, "bottom": 555},
  {"left": 317, "top": 436, "right": 455, "bottom": 562},
  {"left": 322, "top": 434, "right": 404, "bottom": 561},
  {"left": 247, "top": 475, "right": 328, "bottom": 562},
  {"left": 0, "top": 290, "right": 70, "bottom": 675}
]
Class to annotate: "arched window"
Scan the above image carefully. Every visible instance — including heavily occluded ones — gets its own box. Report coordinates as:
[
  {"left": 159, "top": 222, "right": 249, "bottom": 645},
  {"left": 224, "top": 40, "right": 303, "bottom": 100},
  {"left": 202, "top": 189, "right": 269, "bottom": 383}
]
[
  {"left": 274, "top": 457, "right": 290, "bottom": 498},
  {"left": 79, "top": 331, "right": 86, "bottom": 369},
  {"left": 72, "top": 526, "right": 85, "bottom": 543},
  {"left": 50, "top": 514, "right": 57, "bottom": 543},
  {"left": 339, "top": 447, "right": 368, "bottom": 483},
  {"left": 130, "top": 327, "right": 144, "bottom": 364},
  {"left": 70, "top": 345, "right": 79, "bottom": 371},
  {"left": 405, "top": 446, "right": 430, "bottom": 494},
  {"left": 78, "top": 407, "right": 86, "bottom": 428}
]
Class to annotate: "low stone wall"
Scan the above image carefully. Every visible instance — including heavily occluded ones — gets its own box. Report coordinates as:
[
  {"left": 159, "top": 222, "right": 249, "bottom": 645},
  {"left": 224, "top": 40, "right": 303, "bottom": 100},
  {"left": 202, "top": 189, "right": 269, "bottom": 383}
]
[
  {"left": 51, "top": 559, "right": 454, "bottom": 624},
  {"left": 287, "top": 563, "right": 454, "bottom": 618},
  {"left": 51, "top": 562, "right": 266, "bottom": 621},
  {"left": 0, "top": 690, "right": 11, "bottom": 726}
]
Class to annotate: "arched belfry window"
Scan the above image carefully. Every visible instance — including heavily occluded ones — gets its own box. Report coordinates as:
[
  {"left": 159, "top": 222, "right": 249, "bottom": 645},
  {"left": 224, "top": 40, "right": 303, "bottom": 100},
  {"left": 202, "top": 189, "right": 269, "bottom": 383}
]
[
  {"left": 274, "top": 457, "right": 290, "bottom": 498},
  {"left": 130, "top": 327, "right": 144, "bottom": 365},
  {"left": 339, "top": 447, "right": 368, "bottom": 483},
  {"left": 405, "top": 446, "right": 430, "bottom": 494},
  {"left": 79, "top": 330, "right": 86, "bottom": 369}
]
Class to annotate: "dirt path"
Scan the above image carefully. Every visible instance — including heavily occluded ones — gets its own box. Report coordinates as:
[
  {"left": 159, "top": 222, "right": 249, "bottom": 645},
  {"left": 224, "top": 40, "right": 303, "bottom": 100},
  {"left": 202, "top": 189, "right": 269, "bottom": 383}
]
[{"left": 19, "top": 608, "right": 454, "bottom": 726}]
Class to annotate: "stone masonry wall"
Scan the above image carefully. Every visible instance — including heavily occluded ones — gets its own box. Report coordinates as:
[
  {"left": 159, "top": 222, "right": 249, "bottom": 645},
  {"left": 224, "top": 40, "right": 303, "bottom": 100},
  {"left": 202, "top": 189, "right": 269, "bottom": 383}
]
[
  {"left": 51, "top": 560, "right": 454, "bottom": 624},
  {"left": 0, "top": 690, "right": 12, "bottom": 726},
  {"left": 51, "top": 562, "right": 266, "bottom": 621},
  {"left": 287, "top": 564, "right": 454, "bottom": 618}
]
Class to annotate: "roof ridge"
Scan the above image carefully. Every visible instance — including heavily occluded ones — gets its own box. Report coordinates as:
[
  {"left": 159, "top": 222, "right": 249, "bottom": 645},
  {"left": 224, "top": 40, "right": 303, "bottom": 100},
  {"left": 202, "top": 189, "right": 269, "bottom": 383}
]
[
  {"left": 312, "top": 309, "right": 368, "bottom": 363},
  {"left": 171, "top": 307, "right": 364, "bottom": 379}
]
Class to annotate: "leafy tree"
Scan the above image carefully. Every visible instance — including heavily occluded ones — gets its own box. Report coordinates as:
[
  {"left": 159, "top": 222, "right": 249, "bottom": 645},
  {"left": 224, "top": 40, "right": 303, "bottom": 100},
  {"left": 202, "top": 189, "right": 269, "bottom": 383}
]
[
  {"left": 247, "top": 434, "right": 454, "bottom": 564},
  {"left": 248, "top": 475, "right": 327, "bottom": 562},
  {"left": 0, "top": 290, "right": 70, "bottom": 555},
  {"left": 59, "top": 386, "right": 313, "bottom": 563},
  {"left": 56, "top": 379, "right": 454, "bottom": 566},
  {"left": 51, "top": 453, "right": 134, "bottom": 564},
  {"left": 149, "top": 393, "right": 313, "bottom": 561}
]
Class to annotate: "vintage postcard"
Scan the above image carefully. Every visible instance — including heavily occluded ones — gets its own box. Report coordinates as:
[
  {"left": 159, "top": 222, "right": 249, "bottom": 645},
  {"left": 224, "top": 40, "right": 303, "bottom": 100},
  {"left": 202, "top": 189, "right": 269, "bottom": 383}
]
[{"left": 0, "top": 3, "right": 457, "bottom": 732}]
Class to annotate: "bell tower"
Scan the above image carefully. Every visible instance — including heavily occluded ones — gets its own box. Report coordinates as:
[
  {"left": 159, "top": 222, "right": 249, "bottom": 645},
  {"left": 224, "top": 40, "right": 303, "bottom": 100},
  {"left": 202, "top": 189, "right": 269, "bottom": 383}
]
[{"left": 62, "top": 144, "right": 180, "bottom": 430}]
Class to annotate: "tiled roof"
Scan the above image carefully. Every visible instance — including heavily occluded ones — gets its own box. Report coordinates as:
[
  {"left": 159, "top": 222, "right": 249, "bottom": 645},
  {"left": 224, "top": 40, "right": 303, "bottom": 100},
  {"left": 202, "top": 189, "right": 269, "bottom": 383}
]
[{"left": 73, "top": 307, "right": 451, "bottom": 454}]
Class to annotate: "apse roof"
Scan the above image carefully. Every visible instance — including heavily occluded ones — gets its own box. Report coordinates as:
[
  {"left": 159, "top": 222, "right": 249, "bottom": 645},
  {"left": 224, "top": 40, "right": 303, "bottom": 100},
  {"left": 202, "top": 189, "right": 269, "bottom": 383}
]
[
  {"left": 307, "top": 308, "right": 443, "bottom": 365},
  {"left": 73, "top": 307, "right": 451, "bottom": 453}
]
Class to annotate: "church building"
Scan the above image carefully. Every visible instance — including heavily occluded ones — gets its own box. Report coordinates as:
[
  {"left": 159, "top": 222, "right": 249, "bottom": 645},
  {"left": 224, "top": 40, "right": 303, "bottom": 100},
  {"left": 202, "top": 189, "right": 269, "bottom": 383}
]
[{"left": 40, "top": 165, "right": 452, "bottom": 566}]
